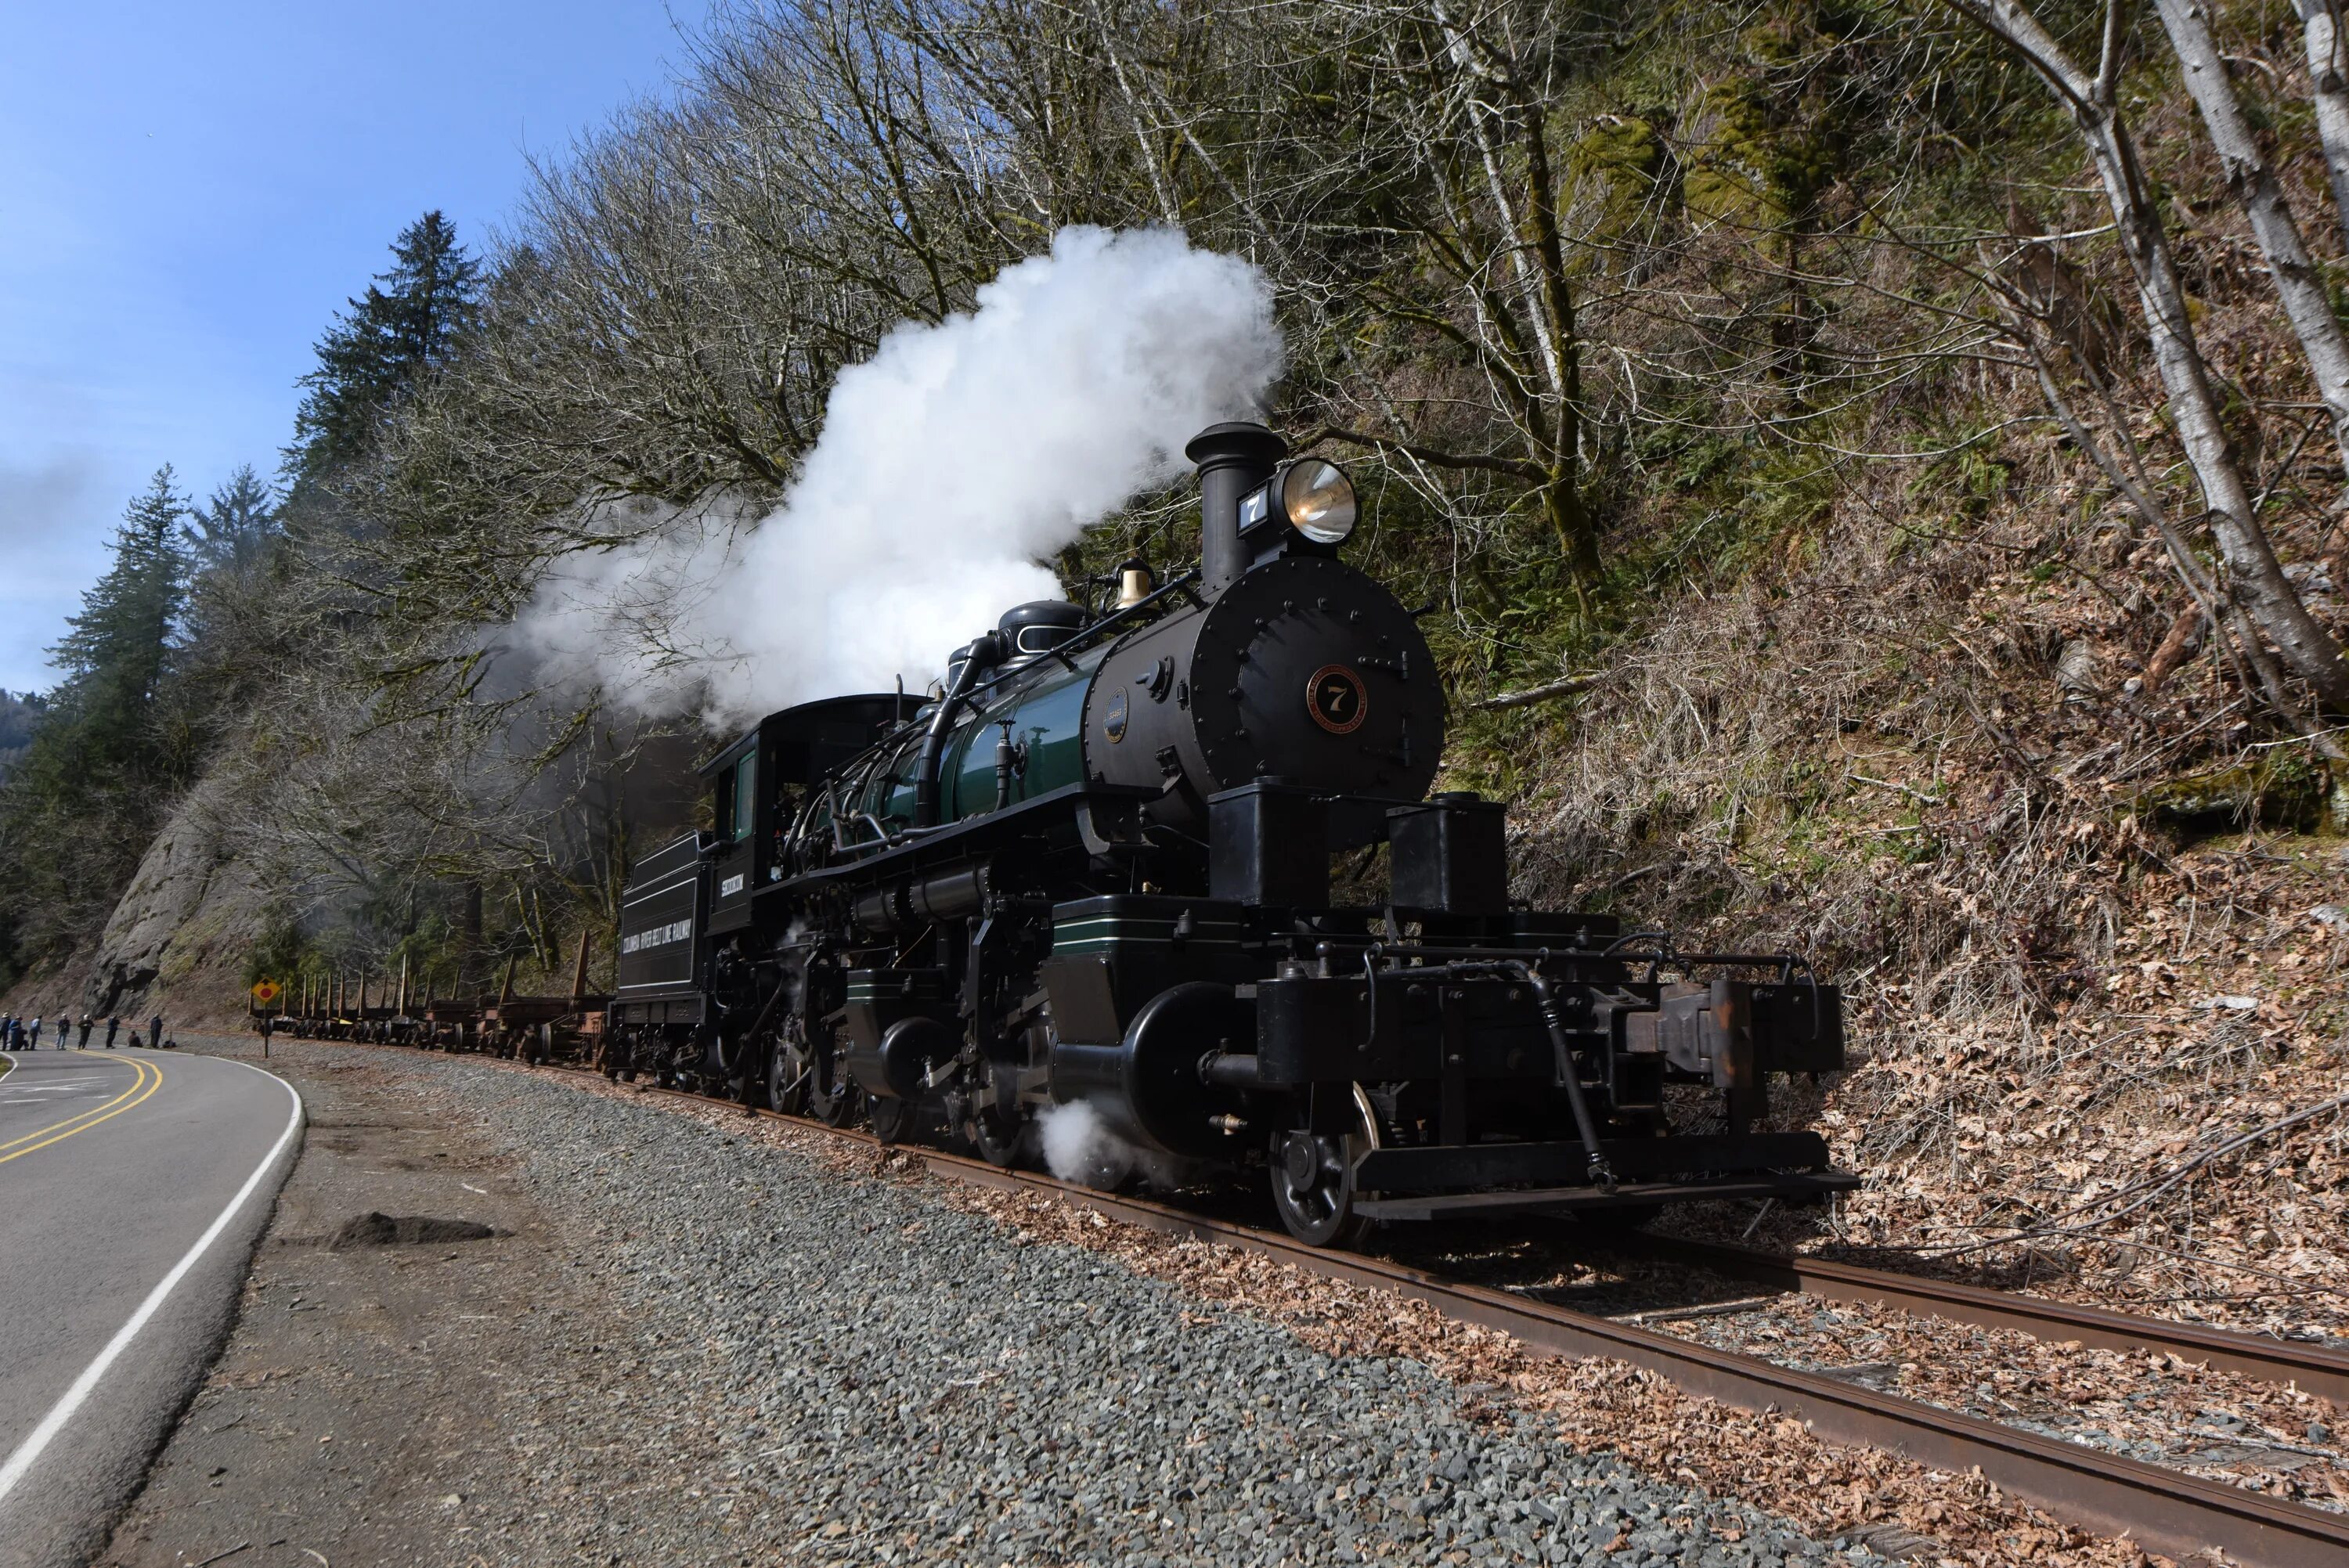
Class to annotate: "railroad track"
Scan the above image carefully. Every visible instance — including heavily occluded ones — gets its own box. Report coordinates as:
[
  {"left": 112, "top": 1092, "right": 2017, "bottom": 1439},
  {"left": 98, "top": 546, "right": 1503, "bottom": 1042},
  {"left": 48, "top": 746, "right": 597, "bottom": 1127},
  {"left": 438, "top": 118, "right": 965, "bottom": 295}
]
[
  {"left": 1608, "top": 1231, "right": 2349, "bottom": 1407},
  {"left": 384, "top": 1045, "right": 2349, "bottom": 1566}
]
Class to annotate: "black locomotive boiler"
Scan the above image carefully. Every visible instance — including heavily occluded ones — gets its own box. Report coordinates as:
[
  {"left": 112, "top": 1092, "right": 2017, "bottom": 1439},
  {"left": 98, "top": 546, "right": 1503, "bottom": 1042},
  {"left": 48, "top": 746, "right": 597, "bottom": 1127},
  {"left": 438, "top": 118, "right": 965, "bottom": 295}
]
[{"left": 608, "top": 423, "right": 1853, "bottom": 1244}]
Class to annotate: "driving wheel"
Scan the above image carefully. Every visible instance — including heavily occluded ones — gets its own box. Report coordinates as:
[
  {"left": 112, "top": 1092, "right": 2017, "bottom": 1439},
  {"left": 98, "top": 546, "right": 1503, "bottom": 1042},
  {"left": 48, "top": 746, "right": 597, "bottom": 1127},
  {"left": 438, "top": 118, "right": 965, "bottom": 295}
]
[
  {"left": 966, "top": 1062, "right": 1028, "bottom": 1169},
  {"left": 767, "top": 1030, "right": 811, "bottom": 1116},
  {"left": 806, "top": 1028, "right": 861, "bottom": 1127}
]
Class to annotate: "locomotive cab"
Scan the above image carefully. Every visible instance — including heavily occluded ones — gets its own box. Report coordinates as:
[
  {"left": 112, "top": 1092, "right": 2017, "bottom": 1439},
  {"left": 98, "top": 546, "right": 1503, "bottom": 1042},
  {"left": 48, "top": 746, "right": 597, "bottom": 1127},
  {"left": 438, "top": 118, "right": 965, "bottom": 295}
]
[
  {"left": 608, "top": 694, "right": 918, "bottom": 1088},
  {"left": 704, "top": 693, "right": 922, "bottom": 927}
]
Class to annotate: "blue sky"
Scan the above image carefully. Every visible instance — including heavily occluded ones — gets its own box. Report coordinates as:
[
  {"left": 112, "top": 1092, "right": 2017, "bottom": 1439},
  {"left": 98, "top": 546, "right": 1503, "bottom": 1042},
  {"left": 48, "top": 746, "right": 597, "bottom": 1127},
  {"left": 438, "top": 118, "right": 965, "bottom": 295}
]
[{"left": 0, "top": 2, "right": 694, "bottom": 692}]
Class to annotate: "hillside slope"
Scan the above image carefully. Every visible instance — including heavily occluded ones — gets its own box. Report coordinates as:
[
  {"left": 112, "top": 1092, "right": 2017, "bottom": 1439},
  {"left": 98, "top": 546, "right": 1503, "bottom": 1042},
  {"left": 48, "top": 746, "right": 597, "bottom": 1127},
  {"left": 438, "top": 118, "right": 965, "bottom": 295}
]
[{"left": 1495, "top": 420, "right": 2346, "bottom": 1333}]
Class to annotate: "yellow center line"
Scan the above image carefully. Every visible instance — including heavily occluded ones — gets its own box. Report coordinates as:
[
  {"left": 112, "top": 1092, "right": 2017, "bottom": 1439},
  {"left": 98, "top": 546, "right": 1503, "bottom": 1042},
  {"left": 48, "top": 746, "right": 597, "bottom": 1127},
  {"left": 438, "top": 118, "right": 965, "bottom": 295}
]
[
  {"left": 0, "top": 1054, "right": 163, "bottom": 1163},
  {"left": 0, "top": 1053, "right": 150, "bottom": 1152}
]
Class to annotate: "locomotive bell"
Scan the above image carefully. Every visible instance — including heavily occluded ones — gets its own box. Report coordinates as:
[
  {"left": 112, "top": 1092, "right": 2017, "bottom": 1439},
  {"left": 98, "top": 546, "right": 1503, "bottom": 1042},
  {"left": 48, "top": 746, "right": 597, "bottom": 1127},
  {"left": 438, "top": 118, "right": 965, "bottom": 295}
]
[{"left": 1114, "top": 557, "right": 1156, "bottom": 608}]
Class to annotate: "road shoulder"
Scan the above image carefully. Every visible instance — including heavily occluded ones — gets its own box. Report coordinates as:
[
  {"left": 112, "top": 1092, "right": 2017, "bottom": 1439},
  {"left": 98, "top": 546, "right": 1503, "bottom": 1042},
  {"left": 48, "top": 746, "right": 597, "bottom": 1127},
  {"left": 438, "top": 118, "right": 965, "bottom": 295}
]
[{"left": 96, "top": 1040, "right": 613, "bottom": 1568}]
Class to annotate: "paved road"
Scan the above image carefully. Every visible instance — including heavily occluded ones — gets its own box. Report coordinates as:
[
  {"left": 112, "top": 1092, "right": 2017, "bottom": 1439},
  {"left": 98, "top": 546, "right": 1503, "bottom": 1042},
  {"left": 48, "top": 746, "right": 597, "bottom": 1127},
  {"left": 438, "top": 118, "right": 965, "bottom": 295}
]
[{"left": 0, "top": 1047, "right": 302, "bottom": 1568}]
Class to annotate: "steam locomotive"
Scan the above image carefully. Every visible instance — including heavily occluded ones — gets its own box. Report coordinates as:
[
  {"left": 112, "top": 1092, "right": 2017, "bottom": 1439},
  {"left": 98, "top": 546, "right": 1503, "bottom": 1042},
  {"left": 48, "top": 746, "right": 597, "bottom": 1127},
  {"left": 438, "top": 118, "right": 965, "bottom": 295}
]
[{"left": 607, "top": 423, "right": 1853, "bottom": 1244}]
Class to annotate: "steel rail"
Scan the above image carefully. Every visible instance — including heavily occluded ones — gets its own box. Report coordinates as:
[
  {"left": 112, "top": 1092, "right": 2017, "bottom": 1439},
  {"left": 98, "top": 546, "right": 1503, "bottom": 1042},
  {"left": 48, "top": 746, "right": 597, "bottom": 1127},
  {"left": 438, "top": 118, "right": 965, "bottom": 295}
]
[
  {"left": 427, "top": 1048, "right": 2349, "bottom": 1566},
  {"left": 1608, "top": 1231, "right": 2349, "bottom": 1405}
]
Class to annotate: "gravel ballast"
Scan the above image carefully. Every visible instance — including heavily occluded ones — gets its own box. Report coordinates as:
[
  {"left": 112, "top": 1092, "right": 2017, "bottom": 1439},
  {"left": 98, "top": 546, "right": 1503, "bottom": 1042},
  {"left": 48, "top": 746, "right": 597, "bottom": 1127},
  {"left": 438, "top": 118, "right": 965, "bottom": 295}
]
[{"left": 324, "top": 1047, "right": 1881, "bottom": 1568}]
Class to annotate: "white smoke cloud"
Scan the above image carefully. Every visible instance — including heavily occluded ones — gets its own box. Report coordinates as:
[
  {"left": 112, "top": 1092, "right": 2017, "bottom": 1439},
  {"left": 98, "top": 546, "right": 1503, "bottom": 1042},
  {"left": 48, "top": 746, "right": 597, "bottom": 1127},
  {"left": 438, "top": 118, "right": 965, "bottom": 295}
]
[
  {"left": 516, "top": 226, "right": 1283, "bottom": 726},
  {"left": 507, "top": 493, "right": 749, "bottom": 719},
  {"left": 1037, "top": 1098, "right": 1186, "bottom": 1191}
]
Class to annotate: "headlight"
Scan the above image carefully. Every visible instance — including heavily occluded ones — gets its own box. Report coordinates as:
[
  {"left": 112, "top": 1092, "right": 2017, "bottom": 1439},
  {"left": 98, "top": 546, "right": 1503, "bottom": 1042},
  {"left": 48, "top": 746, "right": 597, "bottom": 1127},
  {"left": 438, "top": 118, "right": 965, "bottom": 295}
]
[{"left": 1280, "top": 460, "right": 1357, "bottom": 544}]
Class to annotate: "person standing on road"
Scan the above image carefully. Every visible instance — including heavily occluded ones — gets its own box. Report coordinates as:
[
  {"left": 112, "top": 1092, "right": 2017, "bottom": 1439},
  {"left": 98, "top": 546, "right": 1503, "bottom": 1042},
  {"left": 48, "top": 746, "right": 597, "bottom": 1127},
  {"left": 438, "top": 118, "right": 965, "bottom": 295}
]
[
  {"left": 105, "top": 1015, "right": 120, "bottom": 1048},
  {"left": 148, "top": 1014, "right": 163, "bottom": 1050},
  {"left": 78, "top": 1013, "right": 93, "bottom": 1047},
  {"left": 28, "top": 1015, "right": 42, "bottom": 1049}
]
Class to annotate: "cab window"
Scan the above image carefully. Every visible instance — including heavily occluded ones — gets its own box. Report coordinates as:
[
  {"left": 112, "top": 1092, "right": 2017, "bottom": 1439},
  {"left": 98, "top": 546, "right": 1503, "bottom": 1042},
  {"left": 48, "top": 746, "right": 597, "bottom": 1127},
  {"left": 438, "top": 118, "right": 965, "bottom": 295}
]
[
  {"left": 713, "top": 764, "right": 738, "bottom": 841},
  {"left": 733, "top": 752, "right": 758, "bottom": 842}
]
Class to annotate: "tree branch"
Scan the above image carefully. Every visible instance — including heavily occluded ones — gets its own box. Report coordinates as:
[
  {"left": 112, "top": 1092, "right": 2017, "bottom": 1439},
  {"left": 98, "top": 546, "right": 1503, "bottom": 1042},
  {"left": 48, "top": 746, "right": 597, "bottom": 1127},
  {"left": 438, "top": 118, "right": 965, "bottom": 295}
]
[{"left": 1301, "top": 426, "right": 1548, "bottom": 481}]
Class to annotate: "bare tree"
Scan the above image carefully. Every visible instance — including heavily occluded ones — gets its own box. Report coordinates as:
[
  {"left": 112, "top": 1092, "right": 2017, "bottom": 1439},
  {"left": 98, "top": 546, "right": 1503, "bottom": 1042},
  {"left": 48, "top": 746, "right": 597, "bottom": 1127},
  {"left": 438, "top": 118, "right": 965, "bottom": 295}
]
[
  {"left": 2290, "top": 0, "right": 2349, "bottom": 258},
  {"left": 1942, "top": 0, "right": 2349, "bottom": 709},
  {"left": 2153, "top": 0, "right": 2349, "bottom": 478},
  {"left": 1255, "top": 0, "right": 1659, "bottom": 578}
]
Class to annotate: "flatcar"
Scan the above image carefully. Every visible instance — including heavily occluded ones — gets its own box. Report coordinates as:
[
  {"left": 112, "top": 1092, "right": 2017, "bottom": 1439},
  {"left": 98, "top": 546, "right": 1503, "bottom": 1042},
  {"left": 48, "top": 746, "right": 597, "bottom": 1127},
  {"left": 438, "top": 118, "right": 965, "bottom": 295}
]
[{"left": 604, "top": 423, "right": 1854, "bottom": 1244}]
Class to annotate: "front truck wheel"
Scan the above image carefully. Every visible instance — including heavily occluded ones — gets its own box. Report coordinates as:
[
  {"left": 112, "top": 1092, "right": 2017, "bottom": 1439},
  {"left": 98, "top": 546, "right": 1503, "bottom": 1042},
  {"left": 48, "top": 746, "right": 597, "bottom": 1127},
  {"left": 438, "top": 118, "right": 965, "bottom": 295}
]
[
  {"left": 1269, "top": 1085, "right": 1382, "bottom": 1249},
  {"left": 868, "top": 1096, "right": 918, "bottom": 1145}
]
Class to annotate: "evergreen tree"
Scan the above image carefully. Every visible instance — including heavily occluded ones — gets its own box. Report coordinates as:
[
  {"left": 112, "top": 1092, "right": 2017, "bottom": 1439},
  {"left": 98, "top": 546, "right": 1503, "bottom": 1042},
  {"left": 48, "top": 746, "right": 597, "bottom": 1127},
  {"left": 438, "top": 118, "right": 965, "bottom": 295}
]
[
  {"left": 48, "top": 467, "right": 189, "bottom": 769},
  {"left": 0, "top": 690, "right": 45, "bottom": 781},
  {"left": 183, "top": 463, "right": 278, "bottom": 573},
  {"left": 0, "top": 470, "right": 193, "bottom": 981},
  {"left": 287, "top": 211, "right": 482, "bottom": 485},
  {"left": 173, "top": 462, "right": 288, "bottom": 721}
]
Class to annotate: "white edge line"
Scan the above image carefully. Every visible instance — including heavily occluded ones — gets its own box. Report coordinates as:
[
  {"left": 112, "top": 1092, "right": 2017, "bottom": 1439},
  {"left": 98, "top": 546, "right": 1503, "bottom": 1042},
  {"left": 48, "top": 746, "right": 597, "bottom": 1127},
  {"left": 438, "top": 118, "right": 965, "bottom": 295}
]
[{"left": 0, "top": 1055, "right": 305, "bottom": 1508}]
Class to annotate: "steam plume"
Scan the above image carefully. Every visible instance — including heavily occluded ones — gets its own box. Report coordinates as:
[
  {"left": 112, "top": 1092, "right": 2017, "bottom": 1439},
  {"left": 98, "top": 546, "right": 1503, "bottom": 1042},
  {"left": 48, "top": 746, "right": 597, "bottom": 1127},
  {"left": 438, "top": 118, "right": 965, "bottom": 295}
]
[
  {"left": 518, "top": 227, "right": 1283, "bottom": 723},
  {"left": 1037, "top": 1099, "right": 1184, "bottom": 1191}
]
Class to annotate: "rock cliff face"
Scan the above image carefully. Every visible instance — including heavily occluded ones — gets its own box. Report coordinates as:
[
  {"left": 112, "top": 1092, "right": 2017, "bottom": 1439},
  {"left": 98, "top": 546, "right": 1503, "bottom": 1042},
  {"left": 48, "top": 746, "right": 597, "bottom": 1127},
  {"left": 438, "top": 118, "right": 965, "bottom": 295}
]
[{"left": 76, "top": 773, "right": 270, "bottom": 1028}]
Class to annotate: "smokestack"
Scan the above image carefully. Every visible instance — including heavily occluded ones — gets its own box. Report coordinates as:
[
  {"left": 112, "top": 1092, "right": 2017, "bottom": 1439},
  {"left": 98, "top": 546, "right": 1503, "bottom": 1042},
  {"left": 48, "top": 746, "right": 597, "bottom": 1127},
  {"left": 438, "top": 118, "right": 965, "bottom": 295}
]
[{"left": 1186, "top": 422, "right": 1286, "bottom": 597}]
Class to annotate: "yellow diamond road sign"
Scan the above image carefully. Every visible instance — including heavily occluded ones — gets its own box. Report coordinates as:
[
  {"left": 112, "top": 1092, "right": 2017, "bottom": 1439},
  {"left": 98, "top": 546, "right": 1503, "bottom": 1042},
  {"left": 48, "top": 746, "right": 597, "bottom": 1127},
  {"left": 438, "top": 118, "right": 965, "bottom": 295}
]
[{"left": 251, "top": 979, "right": 281, "bottom": 1005}]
